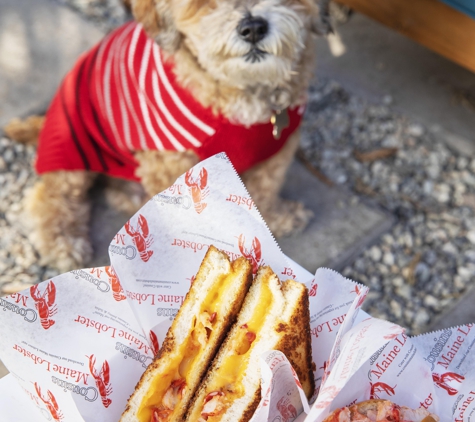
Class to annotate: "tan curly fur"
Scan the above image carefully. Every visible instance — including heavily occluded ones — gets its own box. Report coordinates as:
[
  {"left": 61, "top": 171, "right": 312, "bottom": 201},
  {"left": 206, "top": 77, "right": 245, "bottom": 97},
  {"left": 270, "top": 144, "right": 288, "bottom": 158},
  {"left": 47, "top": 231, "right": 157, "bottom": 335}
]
[{"left": 6, "top": 0, "right": 322, "bottom": 271}]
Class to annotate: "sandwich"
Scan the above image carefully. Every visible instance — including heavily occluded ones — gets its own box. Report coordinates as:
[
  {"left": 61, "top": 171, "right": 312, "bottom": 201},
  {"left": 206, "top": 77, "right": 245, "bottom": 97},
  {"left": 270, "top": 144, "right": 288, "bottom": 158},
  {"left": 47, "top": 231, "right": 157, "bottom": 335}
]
[
  {"left": 323, "top": 399, "right": 439, "bottom": 422},
  {"left": 120, "top": 246, "right": 253, "bottom": 422},
  {"left": 185, "top": 265, "right": 314, "bottom": 422}
]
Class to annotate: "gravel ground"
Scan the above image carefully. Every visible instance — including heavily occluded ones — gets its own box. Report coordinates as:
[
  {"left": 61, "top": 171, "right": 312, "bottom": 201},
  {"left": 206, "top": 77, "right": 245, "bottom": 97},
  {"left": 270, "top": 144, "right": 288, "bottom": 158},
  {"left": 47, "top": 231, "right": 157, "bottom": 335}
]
[
  {"left": 1, "top": 1, "right": 474, "bottom": 334},
  {"left": 301, "top": 81, "right": 475, "bottom": 334},
  {"left": 0, "top": 139, "right": 60, "bottom": 293},
  {"left": 53, "top": 0, "right": 131, "bottom": 31}
]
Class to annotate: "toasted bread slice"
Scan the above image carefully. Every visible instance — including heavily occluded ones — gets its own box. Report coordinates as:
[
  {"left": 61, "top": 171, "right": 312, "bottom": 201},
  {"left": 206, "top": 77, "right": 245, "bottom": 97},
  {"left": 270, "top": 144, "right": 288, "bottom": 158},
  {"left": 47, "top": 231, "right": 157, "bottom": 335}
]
[
  {"left": 186, "top": 266, "right": 314, "bottom": 422},
  {"left": 120, "top": 246, "right": 253, "bottom": 422}
]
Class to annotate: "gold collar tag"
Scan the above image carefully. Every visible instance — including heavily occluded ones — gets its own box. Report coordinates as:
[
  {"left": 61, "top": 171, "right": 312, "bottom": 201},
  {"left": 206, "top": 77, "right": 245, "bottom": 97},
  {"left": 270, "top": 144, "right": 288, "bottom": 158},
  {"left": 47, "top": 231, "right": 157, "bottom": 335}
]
[{"left": 271, "top": 108, "right": 290, "bottom": 140}]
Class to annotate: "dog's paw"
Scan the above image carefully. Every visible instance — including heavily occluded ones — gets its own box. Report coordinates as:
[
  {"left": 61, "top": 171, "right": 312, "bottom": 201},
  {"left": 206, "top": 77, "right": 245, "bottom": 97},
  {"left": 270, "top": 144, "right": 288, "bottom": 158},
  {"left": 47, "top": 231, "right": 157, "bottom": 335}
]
[
  {"left": 104, "top": 180, "right": 146, "bottom": 215},
  {"left": 263, "top": 199, "right": 314, "bottom": 238},
  {"left": 32, "top": 233, "right": 93, "bottom": 273}
]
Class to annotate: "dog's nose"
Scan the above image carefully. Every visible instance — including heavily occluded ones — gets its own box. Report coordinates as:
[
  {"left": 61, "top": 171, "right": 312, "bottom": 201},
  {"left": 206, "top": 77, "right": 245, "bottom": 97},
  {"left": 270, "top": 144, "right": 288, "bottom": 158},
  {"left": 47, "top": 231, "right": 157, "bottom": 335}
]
[{"left": 237, "top": 15, "right": 268, "bottom": 44}]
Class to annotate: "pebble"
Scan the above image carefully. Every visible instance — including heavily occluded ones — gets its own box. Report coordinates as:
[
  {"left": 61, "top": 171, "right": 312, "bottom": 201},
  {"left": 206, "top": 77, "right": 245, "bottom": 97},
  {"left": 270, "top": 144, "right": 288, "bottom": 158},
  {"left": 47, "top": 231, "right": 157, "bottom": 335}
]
[
  {"left": 465, "top": 250, "right": 475, "bottom": 262},
  {"left": 467, "top": 230, "right": 475, "bottom": 244},
  {"left": 369, "top": 246, "right": 382, "bottom": 262},
  {"left": 423, "top": 295, "right": 439, "bottom": 309},
  {"left": 396, "top": 284, "right": 412, "bottom": 301},
  {"left": 2, "top": 281, "right": 34, "bottom": 295},
  {"left": 458, "top": 266, "right": 474, "bottom": 280},
  {"left": 390, "top": 300, "right": 402, "bottom": 319},
  {"left": 414, "top": 262, "right": 431, "bottom": 284},
  {"left": 406, "top": 124, "right": 424, "bottom": 137},
  {"left": 413, "top": 308, "right": 431, "bottom": 328},
  {"left": 382, "top": 252, "right": 394, "bottom": 266}
]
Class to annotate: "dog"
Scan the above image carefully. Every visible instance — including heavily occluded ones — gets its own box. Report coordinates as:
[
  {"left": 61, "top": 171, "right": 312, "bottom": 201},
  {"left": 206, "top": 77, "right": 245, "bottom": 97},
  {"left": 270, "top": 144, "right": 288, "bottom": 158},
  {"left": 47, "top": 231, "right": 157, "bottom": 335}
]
[{"left": 5, "top": 0, "right": 331, "bottom": 273}]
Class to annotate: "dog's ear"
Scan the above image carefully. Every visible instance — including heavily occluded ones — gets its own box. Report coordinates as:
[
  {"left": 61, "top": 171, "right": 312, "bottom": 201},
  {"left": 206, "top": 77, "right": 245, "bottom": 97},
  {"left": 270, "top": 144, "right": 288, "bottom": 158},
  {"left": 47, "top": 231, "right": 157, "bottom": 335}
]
[
  {"left": 311, "top": 0, "right": 334, "bottom": 35},
  {"left": 131, "top": 0, "right": 182, "bottom": 52}
]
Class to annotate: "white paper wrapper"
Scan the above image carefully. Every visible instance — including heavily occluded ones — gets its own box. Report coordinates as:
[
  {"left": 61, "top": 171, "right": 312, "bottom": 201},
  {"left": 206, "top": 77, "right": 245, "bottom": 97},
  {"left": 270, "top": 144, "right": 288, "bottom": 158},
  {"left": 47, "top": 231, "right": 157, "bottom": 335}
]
[{"left": 0, "top": 153, "right": 474, "bottom": 422}]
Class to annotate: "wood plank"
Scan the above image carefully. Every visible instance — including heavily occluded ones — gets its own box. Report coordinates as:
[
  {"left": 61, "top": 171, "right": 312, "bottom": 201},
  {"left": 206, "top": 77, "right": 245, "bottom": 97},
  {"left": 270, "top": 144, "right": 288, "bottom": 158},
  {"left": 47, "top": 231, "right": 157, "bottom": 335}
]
[{"left": 335, "top": 0, "right": 475, "bottom": 73}]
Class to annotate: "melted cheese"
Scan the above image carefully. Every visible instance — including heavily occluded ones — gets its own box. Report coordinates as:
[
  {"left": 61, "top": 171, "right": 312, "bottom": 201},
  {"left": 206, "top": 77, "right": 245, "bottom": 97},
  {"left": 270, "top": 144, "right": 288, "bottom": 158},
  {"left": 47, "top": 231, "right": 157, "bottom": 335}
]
[
  {"left": 200, "top": 279, "right": 274, "bottom": 421},
  {"left": 136, "top": 272, "right": 238, "bottom": 422}
]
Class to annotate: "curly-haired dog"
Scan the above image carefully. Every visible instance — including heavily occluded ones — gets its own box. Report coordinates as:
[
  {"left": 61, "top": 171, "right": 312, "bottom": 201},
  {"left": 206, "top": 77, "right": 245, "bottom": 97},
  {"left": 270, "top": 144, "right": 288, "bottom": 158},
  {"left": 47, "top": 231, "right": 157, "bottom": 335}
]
[{"left": 5, "top": 0, "right": 331, "bottom": 272}]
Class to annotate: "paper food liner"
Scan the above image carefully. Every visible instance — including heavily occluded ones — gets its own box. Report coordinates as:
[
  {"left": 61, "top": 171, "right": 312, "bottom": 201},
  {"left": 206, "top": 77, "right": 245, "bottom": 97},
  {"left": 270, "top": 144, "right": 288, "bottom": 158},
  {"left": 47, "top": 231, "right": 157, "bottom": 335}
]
[{"left": 1, "top": 153, "right": 474, "bottom": 421}]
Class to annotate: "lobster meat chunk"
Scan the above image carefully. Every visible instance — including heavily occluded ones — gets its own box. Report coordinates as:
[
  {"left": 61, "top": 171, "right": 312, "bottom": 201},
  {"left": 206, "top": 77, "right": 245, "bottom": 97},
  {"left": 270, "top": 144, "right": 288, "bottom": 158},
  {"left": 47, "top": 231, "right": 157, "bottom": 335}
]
[
  {"left": 162, "top": 379, "right": 186, "bottom": 411},
  {"left": 150, "top": 379, "right": 186, "bottom": 422},
  {"left": 199, "top": 391, "right": 225, "bottom": 422},
  {"left": 323, "top": 400, "right": 439, "bottom": 422}
]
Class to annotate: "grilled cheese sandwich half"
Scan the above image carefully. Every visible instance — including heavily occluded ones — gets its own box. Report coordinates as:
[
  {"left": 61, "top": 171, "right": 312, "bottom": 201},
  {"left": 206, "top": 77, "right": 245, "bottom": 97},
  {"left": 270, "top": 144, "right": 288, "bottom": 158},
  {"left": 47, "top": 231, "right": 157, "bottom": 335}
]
[
  {"left": 120, "top": 246, "right": 253, "bottom": 422},
  {"left": 186, "top": 266, "right": 314, "bottom": 422}
]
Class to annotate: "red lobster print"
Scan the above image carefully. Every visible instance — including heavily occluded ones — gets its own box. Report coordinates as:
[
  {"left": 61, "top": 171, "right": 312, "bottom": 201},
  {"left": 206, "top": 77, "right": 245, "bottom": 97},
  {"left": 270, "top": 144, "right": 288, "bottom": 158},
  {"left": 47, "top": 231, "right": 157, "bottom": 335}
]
[
  {"left": 433, "top": 372, "right": 465, "bottom": 395},
  {"left": 34, "top": 382, "right": 63, "bottom": 421},
  {"left": 276, "top": 397, "right": 298, "bottom": 422},
  {"left": 30, "top": 281, "right": 57, "bottom": 329},
  {"left": 351, "top": 285, "right": 366, "bottom": 308},
  {"left": 320, "top": 360, "right": 331, "bottom": 384},
  {"left": 314, "top": 385, "right": 339, "bottom": 409},
  {"left": 184, "top": 167, "right": 209, "bottom": 214},
  {"left": 88, "top": 355, "right": 113, "bottom": 408},
  {"left": 125, "top": 214, "right": 154, "bottom": 262},
  {"left": 308, "top": 280, "right": 318, "bottom": 297},
  {"left": 150, "top": 330, "right": 160, "bottom": 356},
  {"left": 383, "top": 326, "right": 403, "bottom": 340},
  {"left": 370, "top": 382, "right": 396, "bottom": 400},
  {"left": 105, "top": 266, "right": 126, "bottom": 301},
  {"left": 238, "top": 234, "right": 262, "bottom": 274}
]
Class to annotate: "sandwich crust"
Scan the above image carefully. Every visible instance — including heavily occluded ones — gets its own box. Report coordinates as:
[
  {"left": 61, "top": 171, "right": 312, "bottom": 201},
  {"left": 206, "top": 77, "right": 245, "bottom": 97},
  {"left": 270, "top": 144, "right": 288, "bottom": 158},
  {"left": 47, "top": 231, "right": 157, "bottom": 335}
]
[{"left": 275, "top": 279, "right": 315, "bottom": 398}]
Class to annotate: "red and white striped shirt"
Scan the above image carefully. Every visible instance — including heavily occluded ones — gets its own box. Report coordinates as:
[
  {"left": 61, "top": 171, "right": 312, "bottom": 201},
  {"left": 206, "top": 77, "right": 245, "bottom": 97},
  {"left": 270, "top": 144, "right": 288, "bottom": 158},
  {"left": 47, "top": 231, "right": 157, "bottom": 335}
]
[{"left": 36, "top": 22, "right": 304, "bottom": 180}]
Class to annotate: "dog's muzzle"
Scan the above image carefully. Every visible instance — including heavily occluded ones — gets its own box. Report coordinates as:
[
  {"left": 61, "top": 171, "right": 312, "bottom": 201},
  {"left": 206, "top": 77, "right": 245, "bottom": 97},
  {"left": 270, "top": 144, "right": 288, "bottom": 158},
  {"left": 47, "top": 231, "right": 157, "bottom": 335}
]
[{"left": 237, "top": 14, "right": 268, "bottom": 63}]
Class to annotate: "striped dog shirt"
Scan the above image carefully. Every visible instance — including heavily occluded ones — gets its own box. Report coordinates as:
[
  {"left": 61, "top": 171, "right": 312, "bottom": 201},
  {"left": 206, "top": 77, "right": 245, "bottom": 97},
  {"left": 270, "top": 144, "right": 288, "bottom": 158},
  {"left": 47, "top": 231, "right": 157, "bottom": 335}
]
[{"left": 36, "top": 21, "right": 304, "bottom": 181}]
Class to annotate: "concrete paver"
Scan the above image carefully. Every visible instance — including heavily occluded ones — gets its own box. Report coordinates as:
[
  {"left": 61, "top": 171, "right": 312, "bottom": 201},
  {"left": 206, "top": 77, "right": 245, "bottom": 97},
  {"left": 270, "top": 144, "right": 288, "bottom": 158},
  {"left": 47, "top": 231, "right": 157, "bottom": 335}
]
[
  {"left": 0, "top": 0, "right": 104, "bottom": 127},
  {"left": 429, "top": 287, "right": 475, "bottom": 332},
  {"left": 315, "top": 13, "right": 475, "bottom": 144},
  {"left": 279, "top": 161, "right": 394, "bottom": 274}
]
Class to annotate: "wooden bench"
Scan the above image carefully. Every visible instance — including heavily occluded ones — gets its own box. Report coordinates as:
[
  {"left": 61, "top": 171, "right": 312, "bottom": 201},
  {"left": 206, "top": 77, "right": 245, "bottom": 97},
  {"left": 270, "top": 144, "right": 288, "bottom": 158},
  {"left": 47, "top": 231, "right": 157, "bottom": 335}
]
[{"left": 335, "top": 0, "right": 475, "bottom": 73}]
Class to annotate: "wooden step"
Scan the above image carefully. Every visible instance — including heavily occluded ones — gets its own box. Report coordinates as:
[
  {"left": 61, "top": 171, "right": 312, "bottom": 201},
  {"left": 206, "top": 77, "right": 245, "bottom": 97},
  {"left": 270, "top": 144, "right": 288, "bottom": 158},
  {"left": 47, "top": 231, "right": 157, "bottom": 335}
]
[{"left": 335, "top": 0, "right": 475, "bottom": 73}]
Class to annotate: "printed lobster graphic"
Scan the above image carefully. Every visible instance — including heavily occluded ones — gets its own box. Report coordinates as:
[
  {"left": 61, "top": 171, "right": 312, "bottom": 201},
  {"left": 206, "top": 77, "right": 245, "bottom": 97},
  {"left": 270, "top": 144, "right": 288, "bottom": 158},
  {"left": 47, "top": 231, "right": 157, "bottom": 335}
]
[
  {"left": 433, "top": 372, "right": 465, "bottom": 396},
  {"left": 34, "top": 382, "right": 63, "bottom": 421},
  {"left": 184, "top": 167, "right": 209, "bottom": 214},
  {"left": 105, "top": 266, "right": 126, "bottom": 301},
  {"left": 88, "top": 355, "right": 113, "bottom": 408},
  {"left": 276, "top": 397, "right": 298, "bottom": 422},
  {"left": 350, "top": 285, "right": 366, "bottom": 308},
  {"left": 383, "top": 326, "right": 403, "bottom": 340},
  {"left": 125, "top": 214, "right": 154, "bottom": 262},
  {"left": 370, "top": 382, "right": 396, "bottom": 400},
  {"left": 30, "top": 281, "right": 57, "bottom": 329},
  {"left": 320, "top": 360, "right": 331, "bottom": 384},
  {"left": 150, "top": 330, "right": 160, "bottom": 356},
  {"left": 314, "top": 385, "right": 339, "bottom": 409},
  {"left": 308, "top": 280, "right": 318, "bottom": 297},
  {"left": 238, "top": 234, "right": 262, "bottom": 274}
]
